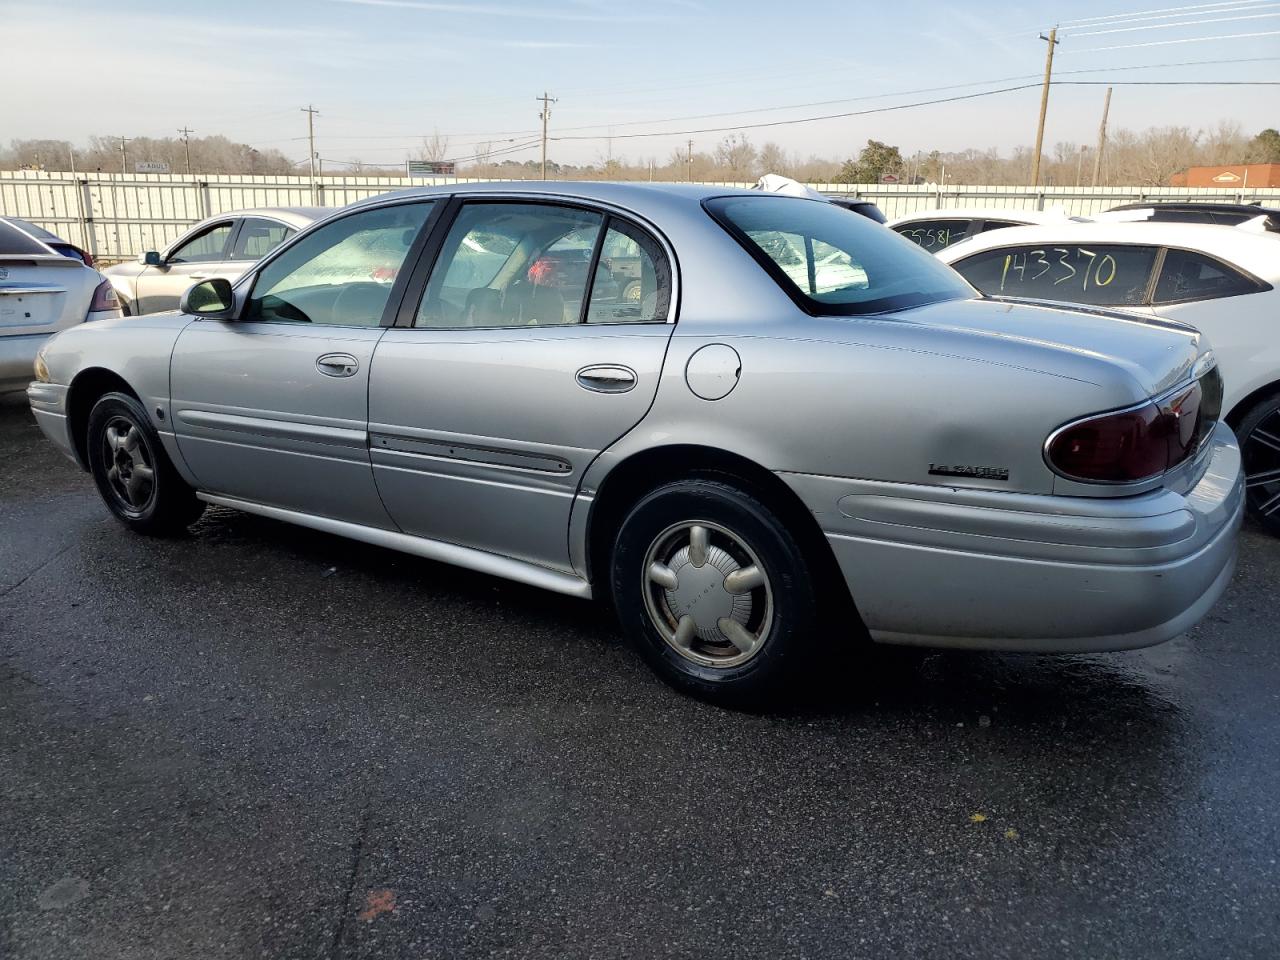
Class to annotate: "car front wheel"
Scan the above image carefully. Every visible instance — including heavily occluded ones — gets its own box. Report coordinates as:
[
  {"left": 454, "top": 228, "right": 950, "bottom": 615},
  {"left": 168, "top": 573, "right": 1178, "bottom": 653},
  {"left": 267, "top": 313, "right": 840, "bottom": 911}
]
[
  {"left": 1238, "top": 393, "right": 1280, "bottom": 535},
  {"left": 86, "top": 392, "right": 205, "bottom": 535},
  {"left": 610, "top": 478, "right": 817, "bottom": 706}
]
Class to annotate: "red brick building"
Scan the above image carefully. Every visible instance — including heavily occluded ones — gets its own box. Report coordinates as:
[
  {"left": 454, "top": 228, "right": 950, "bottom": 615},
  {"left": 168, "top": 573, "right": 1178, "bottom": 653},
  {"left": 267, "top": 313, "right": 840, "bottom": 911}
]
[{"left": 1171, "top": 163, "right": 1280, "bottom": 188}]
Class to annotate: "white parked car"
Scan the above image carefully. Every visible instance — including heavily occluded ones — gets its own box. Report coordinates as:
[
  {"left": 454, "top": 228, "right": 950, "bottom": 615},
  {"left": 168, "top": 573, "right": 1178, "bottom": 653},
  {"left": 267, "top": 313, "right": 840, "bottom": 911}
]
[
  {"left": 104, "top": 207, "right": 323, "bottom": 316},
  {"left": 939, "top": 220, "right": 1280, "bottom": 532},
  {"left": 889, "top": 207, "right": 1086, "bottom": 254},
  {"left": 1, "top": 218, "right": 120, "bottom": 394}
]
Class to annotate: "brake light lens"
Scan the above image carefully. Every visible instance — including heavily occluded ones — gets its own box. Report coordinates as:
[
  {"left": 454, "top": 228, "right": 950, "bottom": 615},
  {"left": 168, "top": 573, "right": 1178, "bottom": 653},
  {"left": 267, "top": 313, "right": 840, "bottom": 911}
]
[
  {"left": 89, "top": 279, "right": 119, "bottom": 314},
  {"left": 1047, "top": 379, "right": 1208, "bottom": 483}
]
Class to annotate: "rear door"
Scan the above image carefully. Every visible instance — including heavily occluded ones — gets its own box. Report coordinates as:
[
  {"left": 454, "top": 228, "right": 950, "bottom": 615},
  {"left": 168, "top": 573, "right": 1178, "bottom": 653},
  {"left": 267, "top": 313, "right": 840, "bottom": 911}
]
[
  {"left": 134, "top": 219, "right": 237, "bottom": 313},
  {"left": 368, "top": 198, "right": 677, "bottom": 572},
  {"left": 169, "top": 200, "right": 437, "bottom": 527}
]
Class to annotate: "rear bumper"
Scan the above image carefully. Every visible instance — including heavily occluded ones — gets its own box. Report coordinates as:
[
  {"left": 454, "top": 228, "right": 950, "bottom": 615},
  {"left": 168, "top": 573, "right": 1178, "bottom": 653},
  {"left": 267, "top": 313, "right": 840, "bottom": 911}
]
[
  {"left": 0, "top": 334, "right": 47, "bottom": 394},
  {"left": 782, "top": 421, "right": 1244, "bottom": 652}
]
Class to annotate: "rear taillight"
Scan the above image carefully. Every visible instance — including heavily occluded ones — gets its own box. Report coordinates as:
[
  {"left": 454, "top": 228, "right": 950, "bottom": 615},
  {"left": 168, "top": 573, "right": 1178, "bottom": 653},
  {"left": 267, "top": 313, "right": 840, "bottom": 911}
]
[
  {"left": 1047, "top": 378, "right": 1211, "bottom": 483},
  {"left": 89, "top": 279, "right": 119, "bottom": 314}
]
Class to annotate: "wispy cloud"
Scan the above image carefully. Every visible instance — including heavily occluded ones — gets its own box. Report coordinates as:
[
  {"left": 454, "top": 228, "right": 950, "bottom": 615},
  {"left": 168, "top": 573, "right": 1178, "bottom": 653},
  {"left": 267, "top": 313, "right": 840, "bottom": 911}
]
[
  {"left": 501, "top": 40, "right": 596, "bottom": 49},
  {"left": 327, "top": 0, "right": 664, "bottom": 22}
]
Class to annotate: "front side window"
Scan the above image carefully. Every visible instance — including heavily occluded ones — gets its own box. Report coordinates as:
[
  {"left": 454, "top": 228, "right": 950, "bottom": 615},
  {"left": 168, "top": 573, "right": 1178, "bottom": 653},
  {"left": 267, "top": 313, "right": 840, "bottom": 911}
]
[
  {"left": 1153, "top": 248, "right": 1262, "bottom": 304},
  {"left": 952, "top": 243, "right": 1159, "bottom": 307},
  {"left": 231, "top": 218, "right": 294, "bottom": 261},
  {"left": 893, "top": 219, "right": 976, "bottom": 253},
  {"left": 709, "top": 196, "right": 972, "bottom": 315},
  {"left": 244, "top": 202, "right": 433, "bottom": 326},
  {"left": 416, "top": 203, "right": 604, "bottom": 328},
  {"left": 169, "top": 222, "right": 234, "bottom": 263}
]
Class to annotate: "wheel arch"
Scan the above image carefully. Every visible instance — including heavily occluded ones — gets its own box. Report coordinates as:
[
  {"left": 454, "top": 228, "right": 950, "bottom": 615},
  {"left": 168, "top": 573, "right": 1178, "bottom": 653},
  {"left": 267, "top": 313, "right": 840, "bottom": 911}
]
[
  {"left": 584, "top": 443, "right": 862, "bottom": 628},
  {"left": 1225, "top": 379, "right": 1280, "bottom": 431},
  {"left": 66, "top": 367, "right": 140, "bottom": 470}
]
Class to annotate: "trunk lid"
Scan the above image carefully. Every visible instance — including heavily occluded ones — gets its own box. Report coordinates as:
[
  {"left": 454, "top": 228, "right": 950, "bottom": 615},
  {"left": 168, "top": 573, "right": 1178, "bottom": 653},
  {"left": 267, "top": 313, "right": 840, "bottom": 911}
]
[
  {"left": 897, "top": 296, "right": 1204, "bottom": 400},
  {"left": 0, "top": 258, "right": 83, "bottom": 338}
]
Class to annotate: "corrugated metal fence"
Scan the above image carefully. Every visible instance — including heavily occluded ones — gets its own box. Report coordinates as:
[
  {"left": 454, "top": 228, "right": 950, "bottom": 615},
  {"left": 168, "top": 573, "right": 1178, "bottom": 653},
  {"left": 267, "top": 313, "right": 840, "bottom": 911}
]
[{"left": 3, "top": 170, "right": 1279, "bottom": 265}]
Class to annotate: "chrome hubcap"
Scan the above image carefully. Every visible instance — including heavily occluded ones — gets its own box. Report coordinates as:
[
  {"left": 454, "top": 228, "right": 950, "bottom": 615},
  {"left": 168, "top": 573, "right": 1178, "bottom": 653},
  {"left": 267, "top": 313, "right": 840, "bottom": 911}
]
[
  {"left": 102, "top": 417, "right": 156, "bottom": 510},
  {"left": 1244, "top": 409, "right": 1280, "bottom": 520},
  {"left": 641, "top": 521, "right": 773, "bottom": 668}
]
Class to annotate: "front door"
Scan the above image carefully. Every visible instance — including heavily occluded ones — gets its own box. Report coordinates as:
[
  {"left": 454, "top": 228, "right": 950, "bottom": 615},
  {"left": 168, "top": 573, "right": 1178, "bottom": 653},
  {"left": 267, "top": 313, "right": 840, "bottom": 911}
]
[
  {"left": 134, "top": 219, "right": 238, "bottom": 314},
  {"left": 369, "top": 200, "right": 677, "bottom": 572},
  {"left": 169, "top": 200, "right": 437, "bottom": 528}
]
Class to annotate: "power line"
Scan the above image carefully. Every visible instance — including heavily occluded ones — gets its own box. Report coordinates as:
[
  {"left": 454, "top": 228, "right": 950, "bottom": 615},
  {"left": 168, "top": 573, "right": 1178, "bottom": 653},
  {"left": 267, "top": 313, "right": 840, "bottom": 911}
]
[
  {"left": 546, "top": 79, "right": 1280, "bottom": 144},
  {"left": 1073, "top": 27, "right": 1280, "bottom": 49},
  {"left": 1059, "top": 0, "right": 1276, "bottom": 27},
  {"left": 1066, "top": 8, "right": 1280, "bottom": 35}
]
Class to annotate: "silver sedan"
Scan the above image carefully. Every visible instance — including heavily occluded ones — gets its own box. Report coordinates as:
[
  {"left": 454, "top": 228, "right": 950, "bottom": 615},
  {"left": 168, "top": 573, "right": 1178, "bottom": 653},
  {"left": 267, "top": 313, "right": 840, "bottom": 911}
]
[
  {"left": 27, "top": 183, "right": 1243, "bottom": 705},
  {"left": 103, "top": 207, "right": 323, "bottom": 315}
]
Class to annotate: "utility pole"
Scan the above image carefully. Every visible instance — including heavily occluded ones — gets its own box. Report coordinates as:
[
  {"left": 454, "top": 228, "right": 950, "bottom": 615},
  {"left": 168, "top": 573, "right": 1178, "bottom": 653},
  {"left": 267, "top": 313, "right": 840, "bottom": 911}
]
[
  {"left": 536, "top": 92, "right": 556, "bottom": 179},
  {"left": 1091, "top": 86, "right": 1112, "bottom": 188},
  {"left": 117, "top": 136, "right": 132, "bottom": 174},
  {"left": 301, "top": 105, "right": 320, "bottom": 202},
  {"left": 178, "top": 126, "right": 194, "bottom": 174},
  {"left": 1030, "top": 26, "right": 1059, "bottom": 187},
  {"left": 687, "top": 139, "right": 694, "bottom": 182}
]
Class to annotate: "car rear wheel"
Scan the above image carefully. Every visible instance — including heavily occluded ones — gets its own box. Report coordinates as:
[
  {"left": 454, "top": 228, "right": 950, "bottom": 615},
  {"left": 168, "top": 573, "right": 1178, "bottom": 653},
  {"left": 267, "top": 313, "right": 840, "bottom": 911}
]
[
  {"left": 1238, "top": 393, "right": 1280, "bottom": 535},
  {"left": 86, "top": 392, "right": 204, "bottom": 535},
  {"left": 610, "top": 478, "right": 817, "bottom": 706}
]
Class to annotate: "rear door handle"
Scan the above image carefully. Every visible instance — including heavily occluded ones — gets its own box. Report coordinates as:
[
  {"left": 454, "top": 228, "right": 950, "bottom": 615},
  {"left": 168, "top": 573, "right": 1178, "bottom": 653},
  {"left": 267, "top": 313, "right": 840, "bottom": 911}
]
[
  {"left": 576, "top": 364, "right": 637, "bottom": 393},
  {"left": 316, "top": 353, "right": 359, "bottom": 378}
]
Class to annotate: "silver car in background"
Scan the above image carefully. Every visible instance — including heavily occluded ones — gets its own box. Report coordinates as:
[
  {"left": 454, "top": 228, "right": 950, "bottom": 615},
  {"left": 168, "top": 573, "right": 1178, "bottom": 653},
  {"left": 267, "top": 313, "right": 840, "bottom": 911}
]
[
  {"left": 27, "top": 183, "right": 1243, "bottom": 705},
  {"left": 1, "top": 218, "right": 120, "bottom": 394},
  {"left": 103, "top": 207, "right": 322, "bottom": 315}
]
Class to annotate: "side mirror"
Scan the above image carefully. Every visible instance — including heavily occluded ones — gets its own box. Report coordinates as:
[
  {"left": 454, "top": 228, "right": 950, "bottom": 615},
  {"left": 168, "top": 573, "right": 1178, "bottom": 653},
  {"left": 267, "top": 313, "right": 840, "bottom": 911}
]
[
  {"left": 140, "top": 250, "right": 162, "bottom": 266},
  {"left": 180, "top": 277, "right": 236, "bottom": 319}
]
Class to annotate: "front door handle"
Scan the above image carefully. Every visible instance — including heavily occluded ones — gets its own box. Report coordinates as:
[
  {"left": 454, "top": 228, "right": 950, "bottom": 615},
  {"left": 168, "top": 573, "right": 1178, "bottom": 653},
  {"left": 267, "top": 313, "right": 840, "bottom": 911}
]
[
  {"left": 190, "top": 273, "right": 212, "bottom": 281},
  {"left": 576, "top": 364, "right": 637, "bottom": 394},
  {"left": 316, "top": 353, "right": 359, "bottom": 378}
]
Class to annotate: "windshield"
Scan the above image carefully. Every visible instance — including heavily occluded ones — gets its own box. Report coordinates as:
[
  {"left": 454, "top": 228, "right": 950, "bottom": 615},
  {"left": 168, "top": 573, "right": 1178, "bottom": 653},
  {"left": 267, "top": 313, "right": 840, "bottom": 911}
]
[{"left": 706, "top": 196, "right": 973, "bottom": 315}]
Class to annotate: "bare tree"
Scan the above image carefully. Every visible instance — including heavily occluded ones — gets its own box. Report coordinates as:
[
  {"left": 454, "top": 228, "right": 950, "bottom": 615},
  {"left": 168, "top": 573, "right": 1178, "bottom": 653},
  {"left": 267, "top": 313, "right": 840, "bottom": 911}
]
[
  {"left": 713, "top": 134, "right": 758, "bottom": 181},
  {"left": 419, "top": 129, "right": 450, "bottom": 163},
  {"left": 757, "top": 141, "right": 790, "bottom": 176}
]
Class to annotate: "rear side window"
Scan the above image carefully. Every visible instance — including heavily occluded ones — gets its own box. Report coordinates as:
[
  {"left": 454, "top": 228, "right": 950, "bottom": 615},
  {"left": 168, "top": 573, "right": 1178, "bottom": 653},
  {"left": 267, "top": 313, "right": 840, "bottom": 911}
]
[
  {"left": 892, "top": 219, "right": 974, "bottom": 252},
  {"left": 708, "top": 196, "right": 972, "bottom": 315},
  {"left": 952, "top": 243, "right": 1159, "bottom": 306},
  {"left": 0, "top": 219, "right": 52, "bottom": 256},
  {"left": 231, "top": 218, "right": 294, "bottom": 261},
  {"left": 1154, "top": 249, "right": 1262, "bottom": 303}
]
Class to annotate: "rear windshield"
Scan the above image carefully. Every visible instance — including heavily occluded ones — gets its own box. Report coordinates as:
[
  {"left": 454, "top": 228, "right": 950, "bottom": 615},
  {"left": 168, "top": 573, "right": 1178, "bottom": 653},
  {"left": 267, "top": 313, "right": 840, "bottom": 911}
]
[
  {"left": 706, "top": 196, "right": 972, "bottom": 315},
  {"left": 0, "top": 219, "right": 53, "bottom": 256}
]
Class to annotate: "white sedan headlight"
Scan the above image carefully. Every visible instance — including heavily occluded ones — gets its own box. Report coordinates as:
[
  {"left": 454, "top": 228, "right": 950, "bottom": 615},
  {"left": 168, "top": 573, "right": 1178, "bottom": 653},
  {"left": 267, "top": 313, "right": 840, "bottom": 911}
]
[{"left": 33, "top": 347, "right": 50, "bottom": 383}]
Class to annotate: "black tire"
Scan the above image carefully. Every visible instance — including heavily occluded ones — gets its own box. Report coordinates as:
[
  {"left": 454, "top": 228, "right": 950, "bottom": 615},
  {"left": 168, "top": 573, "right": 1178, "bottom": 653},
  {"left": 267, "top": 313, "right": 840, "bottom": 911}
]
[
  {"left": 610, "top": 478, "right": 818, "bottom": 707},
  {"left": 1237, "top": 392, "right": 1280, "bottom": 535},
  {"left": 86, "top": 391, "right": 204, "bottom": 535},
  {"left": 621, "top": 280, "right": 642, "bottom": 303}
]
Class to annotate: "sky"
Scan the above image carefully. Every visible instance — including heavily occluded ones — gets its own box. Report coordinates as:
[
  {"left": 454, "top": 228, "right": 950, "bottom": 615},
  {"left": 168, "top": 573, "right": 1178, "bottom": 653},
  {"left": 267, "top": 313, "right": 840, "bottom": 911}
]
[{"left": 2, "top": 0, "right": 1277, "bottom": 169}]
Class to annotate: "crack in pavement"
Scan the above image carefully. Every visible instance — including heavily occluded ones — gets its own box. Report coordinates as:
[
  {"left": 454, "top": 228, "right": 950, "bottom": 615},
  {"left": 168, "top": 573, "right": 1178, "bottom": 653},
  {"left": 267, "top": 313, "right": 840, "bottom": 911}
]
[
  {"left": 330, "top": 803, "right": 372, "bottom": 959},
  {"left": 0, "top": 541, "right": 76, "bottom": 599}
]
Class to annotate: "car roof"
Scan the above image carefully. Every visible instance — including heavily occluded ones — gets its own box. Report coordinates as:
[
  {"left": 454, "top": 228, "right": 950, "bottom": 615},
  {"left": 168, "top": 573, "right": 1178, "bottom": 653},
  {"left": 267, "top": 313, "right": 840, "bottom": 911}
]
[
  {"left": 221, "top": 207, "right": 326, "bottom": 228},
  {"left": 340, "top": 180, "right": 772, "bottom": 223},
  {"left": 1108, "top": 201, "right": 1280, "bottom": 215},
  {"left": 935, "top": 219, "right": 1280, "bottom": 278},
  {"left": 887, "top": 207, "right": 1081, "bottom": 227}
]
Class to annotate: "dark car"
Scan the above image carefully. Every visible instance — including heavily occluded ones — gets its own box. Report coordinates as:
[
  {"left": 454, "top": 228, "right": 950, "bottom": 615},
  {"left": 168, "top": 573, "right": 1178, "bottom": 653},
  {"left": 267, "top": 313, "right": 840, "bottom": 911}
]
[
  {"left": 0, "top": 217, "right": 93, "bottom": 265},
  {"left": 823, "top": 196, "right": 888, "bottom": 224},
  {"left": 1106, "top": 201, "right": 1280, "bottom": 232}
]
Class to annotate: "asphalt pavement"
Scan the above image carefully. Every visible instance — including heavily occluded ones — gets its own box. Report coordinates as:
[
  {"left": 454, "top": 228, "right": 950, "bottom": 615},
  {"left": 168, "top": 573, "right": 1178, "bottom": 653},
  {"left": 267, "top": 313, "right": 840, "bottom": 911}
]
[{"left": 1, "top": 392, "right": 1278, "bottom": 959}]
